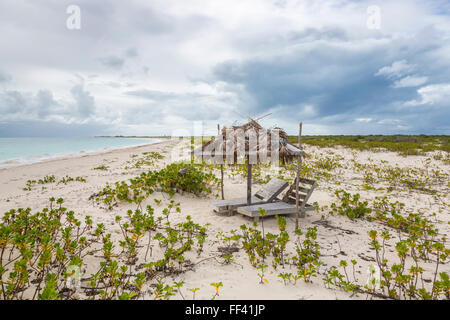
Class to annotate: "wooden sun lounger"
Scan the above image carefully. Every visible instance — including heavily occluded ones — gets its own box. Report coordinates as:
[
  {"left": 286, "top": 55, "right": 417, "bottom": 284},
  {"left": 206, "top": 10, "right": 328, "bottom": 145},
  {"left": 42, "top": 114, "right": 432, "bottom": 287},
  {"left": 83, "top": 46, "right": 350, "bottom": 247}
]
[
  {"left": 237, "top": 202, "right": 316, "bottom": 222},
  {"left": 210, "top": 196, "right": 266, "bottom": 213},
  {"left": 210, "top": 178, "right": 289, "bottom": 214},
  {"left": 237, "top": 177, "right": 317, "bottom": 222}
]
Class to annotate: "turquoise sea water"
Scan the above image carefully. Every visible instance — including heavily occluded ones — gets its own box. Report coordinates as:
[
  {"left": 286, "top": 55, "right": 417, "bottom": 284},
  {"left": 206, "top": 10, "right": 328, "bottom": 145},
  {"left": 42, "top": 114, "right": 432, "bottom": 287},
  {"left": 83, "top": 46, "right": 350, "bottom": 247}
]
[{"left": 0, "top": 137, "right": 160, "bottom": 166}]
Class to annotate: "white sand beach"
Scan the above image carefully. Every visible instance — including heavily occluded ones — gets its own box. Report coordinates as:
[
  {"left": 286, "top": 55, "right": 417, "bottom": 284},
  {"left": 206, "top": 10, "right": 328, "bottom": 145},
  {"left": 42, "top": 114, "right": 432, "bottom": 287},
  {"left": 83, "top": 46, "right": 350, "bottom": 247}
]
[{"left": 0, "top": 138, "right": 448, "bottom": 300}]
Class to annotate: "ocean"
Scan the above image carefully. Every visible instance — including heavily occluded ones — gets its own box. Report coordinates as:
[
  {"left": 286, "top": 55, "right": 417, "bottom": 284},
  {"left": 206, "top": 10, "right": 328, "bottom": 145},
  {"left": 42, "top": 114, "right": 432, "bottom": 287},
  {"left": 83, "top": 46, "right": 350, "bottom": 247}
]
[{"left": 0, "top": 137, "right": 160, "bottom": 167}]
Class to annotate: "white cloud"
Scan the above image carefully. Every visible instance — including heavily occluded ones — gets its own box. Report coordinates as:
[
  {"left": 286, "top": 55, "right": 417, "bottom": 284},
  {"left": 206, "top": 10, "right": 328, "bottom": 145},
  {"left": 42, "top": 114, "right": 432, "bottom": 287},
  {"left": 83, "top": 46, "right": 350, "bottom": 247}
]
[
  {"left": 375, "top": 60, "right": 416, "bottom": 79},
  {"left": 377, "top": 119, "right": 400, "bottom": 124},
  {"left": 355, "top": 118, "right": 372, "bottom": 122},
  {"left": 392, "top": 75, "right": 428, "bottom": 88},
  {"left": 404, "top": 83, "right": 450, "bottom": 106}
]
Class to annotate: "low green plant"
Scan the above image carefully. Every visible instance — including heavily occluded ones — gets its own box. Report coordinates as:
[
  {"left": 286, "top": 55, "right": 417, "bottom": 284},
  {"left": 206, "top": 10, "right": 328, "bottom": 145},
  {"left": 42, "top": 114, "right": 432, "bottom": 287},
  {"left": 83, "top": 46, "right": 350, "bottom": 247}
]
[
  {"left": 188, "top": 287, "right": 200, "bottom": 300},
  {"left": 0, "top": 197, "right": 212, "bottom": 300},
  {"left": 256, "top": 264, "right": 269, "bottom": 284},
  {"left": 330, "top": 190, "right": 372, "bottom": 219},
  {"left": 95, "top": 162, "right": 220, "bottom": 209},
  {"left": 93, "top": 165, "right": 109, "bottom": 171},
  {"left": 367, "top": 228, "right": 449, "bottom": 300},
  {"left": 58, "top": 176, "right": 86, "bottom": 185},
  {"left": 292, "top": 227, "right": 322, "bottom": 282},
  {"left": 210, "top": 281, "right": 223, "bottom": 300},
  {"left": 23, "top": 175, "right": 56, "bottom": 190}
]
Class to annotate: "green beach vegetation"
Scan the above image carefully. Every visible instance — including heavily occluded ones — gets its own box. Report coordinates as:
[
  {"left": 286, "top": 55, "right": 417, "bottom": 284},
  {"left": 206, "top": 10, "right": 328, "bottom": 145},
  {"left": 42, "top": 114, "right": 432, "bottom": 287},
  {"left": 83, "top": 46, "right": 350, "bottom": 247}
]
[
  {"left": 288, "top": 135, "right": 450, "bottom": 157},
  {"left": 0, "top": 198, "right": 212, "bottom": 300},
  {"left": 1, "top": 135, "right": 449, "bottom": 300},
  {"left": 24, "top": 175, "right": 86, "bottom": 191},
  {"left": 94, "top": 162, "right": 220, "bottom": 210}
]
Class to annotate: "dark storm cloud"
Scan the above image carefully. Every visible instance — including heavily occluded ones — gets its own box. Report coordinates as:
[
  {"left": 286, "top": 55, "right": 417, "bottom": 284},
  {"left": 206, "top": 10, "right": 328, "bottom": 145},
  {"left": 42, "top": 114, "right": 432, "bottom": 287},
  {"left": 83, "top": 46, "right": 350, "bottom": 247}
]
[
  {"left": 0, "top": 0, "right": 449, "bottom": 136},
  {"left": 0, "top": 90, "right": 28, "bottom": 115},
  {"left": 123, "top": 89, "right": 229, "bottom": 122},
  {"left": 0, "top": 86, "right": 96, "bottom": 121},
  {"left": 211, "top": 25, "right": 450, "bottom": 133}
]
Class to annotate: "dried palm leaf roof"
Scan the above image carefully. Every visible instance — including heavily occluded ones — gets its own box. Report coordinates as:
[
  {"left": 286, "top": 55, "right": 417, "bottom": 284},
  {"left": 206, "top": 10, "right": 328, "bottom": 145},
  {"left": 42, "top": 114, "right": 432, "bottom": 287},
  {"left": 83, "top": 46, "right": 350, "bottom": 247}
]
[{"left": 193, "top": 119, "right": 304, "bottom": 164}]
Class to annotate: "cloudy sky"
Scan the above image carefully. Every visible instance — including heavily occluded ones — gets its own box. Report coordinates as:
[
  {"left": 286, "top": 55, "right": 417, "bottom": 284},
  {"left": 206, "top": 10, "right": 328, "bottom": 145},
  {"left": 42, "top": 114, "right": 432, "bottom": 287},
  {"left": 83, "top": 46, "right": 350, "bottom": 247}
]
[{"left": 0, "top": 0, "right": 449, "bottom": 137}]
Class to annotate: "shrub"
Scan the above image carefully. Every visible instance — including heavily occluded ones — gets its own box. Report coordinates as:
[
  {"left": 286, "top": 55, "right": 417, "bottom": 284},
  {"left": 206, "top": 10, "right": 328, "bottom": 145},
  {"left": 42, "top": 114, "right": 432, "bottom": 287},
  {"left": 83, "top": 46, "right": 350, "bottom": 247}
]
[
  {"left": 95, "top": 162, "right": 220, "bottom": 208},
  {"left": 330, "top": 190, "right": 372, "bottom": 219}
]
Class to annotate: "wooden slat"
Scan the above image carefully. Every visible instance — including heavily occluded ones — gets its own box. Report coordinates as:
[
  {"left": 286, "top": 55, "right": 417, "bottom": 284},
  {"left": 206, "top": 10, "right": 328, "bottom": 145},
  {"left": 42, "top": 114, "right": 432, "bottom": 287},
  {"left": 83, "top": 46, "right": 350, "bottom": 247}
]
[
  {"left": 281, "top": 178, "right": 316, "bottom": 202},
  {"left": 211, "top": 178, "right": 289, "bottom": 213},
  {"left": 210, "top": 196, "right": 265, "bottom": 211},
  {"left": 297, "top": 186, "right": 311, "bottom": 194},
  {"left": 298, "top": 177, "right": 316, "bottom": 185},
  {"left": 289, "top": 193, "right": 306, "bottom": 201},
  {"left": 237, "top": 202, "right": 297, "bottom": 217},
  {"left": 287, "top": 198, "right": 304, "bottom": 205},
  {"left": 237, "top": 202, "right": 316, "bottom": 218},
  {"left": 299, "top": 180, "right": 316, "bottom": 218},
  {"left": 285, "top": 143, "right": 306, "bottom": 157},
  {"left": 254, "top": 178, "right": 289, "bottom": 202}
]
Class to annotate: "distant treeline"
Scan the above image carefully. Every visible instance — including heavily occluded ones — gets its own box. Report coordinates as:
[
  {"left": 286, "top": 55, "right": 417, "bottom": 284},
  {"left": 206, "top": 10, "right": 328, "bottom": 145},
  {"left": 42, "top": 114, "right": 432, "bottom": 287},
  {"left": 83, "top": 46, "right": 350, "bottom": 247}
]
[{"left": 287, "top": 135, "right": 450, "bottom": 155}]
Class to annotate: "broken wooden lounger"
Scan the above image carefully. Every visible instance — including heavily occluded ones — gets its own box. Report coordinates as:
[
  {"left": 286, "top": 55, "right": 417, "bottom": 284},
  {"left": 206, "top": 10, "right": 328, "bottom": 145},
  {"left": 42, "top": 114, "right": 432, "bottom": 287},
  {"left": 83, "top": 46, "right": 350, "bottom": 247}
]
[
  {"left": 237, "top": 177, "right": 317, "bottom": 222},
  {"left": 237, "top": 202, "right": 316, "bottom": 222},
  {"left": 210, "top": 178, "right": 289, "bottom": 214}
]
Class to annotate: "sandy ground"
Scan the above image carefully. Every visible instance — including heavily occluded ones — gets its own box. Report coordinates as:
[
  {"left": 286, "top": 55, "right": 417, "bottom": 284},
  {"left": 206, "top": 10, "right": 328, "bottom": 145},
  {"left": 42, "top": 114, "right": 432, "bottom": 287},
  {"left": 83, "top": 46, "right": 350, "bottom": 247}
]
[{"left": 0, "top": 138, "right": 448, "bottom": 300}]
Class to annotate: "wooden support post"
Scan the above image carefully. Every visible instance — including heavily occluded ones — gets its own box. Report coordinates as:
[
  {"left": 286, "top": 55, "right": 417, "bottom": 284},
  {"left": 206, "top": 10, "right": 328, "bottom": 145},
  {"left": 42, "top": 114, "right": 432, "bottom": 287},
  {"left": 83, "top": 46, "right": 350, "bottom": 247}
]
[
  {"left": 295, "top": 122, "right": 303, "bottom": 230},
  {"left": 298, "top": 124, "right": 305, "bottom": 218},
  {"left": 218, "top": 124, "right": 224, "bottom": 200},
  {"left": 190, "top": 136, "right": 194, "bottom": 164},
  {"left": 201, "top": 133, "right": 203, "bottom": 163},
  {"left": 247, "top": 161, "right": 252, "bottom": 206},
  {"left": 220, "top": 164, "right": 224, "bottom": 200}
]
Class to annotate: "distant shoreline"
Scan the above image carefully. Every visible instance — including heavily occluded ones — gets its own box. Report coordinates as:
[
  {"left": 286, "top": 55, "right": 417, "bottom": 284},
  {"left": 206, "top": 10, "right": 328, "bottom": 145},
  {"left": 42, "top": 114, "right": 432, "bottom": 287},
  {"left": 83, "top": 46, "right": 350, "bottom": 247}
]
[{"left": 0, "top": 137, "right": 167, "bottom": 169}]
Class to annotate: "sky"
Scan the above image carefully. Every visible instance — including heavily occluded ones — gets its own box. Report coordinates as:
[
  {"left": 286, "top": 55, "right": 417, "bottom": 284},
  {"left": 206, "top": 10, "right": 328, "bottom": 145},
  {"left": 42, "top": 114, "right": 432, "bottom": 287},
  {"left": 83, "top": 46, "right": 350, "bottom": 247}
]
[{"left": 0, "top": 0, "right": 449, "bottom": 137}]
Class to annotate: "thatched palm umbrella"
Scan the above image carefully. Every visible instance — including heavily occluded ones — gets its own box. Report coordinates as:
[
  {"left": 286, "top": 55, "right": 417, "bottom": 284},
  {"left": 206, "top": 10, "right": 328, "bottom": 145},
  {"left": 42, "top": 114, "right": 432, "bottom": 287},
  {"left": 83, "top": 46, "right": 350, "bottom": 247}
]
[{"left": 193, "top": 119, "right": 305, "bottom": 207}]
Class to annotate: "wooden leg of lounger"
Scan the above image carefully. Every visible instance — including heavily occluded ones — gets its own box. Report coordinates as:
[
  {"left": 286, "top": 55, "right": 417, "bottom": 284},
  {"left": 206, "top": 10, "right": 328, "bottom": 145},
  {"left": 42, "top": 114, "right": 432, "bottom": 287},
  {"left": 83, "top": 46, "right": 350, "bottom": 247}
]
[
  {"left": 226, "top": 206, "right": 235, "bottom": 217},
  {"left": 300, "top": 208, "right": 306, "bottom": 218}
]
